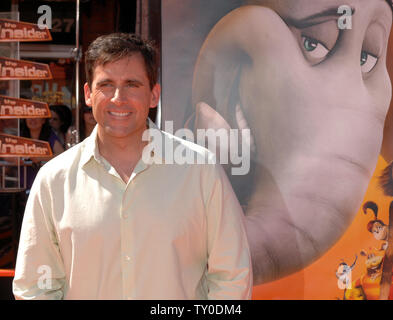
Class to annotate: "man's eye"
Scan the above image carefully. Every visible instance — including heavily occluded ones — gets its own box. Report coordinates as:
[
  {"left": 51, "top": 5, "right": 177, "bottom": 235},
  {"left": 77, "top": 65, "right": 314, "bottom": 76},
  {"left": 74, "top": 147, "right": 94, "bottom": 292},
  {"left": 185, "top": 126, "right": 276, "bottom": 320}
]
[
  {"left": 301, "top": 36, "right": 330, "bottom": 62},
  {"left": 99, "top": 83, "right": 113, "bottom": 88},
  {"left": 360, "top": 51, "right": 378, "bottom": 73}
]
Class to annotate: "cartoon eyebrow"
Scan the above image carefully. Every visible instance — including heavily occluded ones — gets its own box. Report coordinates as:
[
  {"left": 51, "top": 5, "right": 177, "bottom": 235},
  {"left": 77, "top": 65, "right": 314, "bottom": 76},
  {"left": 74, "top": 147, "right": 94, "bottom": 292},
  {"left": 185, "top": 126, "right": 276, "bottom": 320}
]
[{"left": 286, "top": 7, "right": 356, "bottom": 29}]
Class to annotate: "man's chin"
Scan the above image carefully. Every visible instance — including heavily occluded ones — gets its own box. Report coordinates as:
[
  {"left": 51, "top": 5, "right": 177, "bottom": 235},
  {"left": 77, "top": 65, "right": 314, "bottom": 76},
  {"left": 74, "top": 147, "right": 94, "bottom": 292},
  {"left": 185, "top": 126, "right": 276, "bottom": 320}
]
[{"left": 101, "top": 123, "right": 147, "bottom": 139}]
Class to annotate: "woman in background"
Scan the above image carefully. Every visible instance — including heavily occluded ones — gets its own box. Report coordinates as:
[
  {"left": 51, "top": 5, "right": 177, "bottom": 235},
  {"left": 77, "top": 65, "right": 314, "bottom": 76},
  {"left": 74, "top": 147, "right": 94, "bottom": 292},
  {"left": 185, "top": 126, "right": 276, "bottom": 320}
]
[
  {"left": 49, "top": 104, "right": 72, "bottom": 148},
  {"left": 65, "top": 105, "right": 96, "bottom": 149},
  {"left": 20, "top": 118, "right": 64, "bottom": 190}
]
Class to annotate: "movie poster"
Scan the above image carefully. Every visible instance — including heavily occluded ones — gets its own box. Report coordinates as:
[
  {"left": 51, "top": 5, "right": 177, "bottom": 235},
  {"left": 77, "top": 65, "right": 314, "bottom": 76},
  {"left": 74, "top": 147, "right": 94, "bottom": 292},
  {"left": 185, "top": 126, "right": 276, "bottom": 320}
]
[{"left": 161, "top": 0, "right": 393, "bottom": 299}]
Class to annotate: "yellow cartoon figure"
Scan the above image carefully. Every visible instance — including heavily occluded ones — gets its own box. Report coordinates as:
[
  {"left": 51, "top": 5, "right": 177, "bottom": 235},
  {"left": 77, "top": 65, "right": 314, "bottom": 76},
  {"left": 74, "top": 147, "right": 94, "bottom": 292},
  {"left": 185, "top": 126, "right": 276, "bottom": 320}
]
[{"left": 344, "top": 248, "right": 390, "bottom": 300}]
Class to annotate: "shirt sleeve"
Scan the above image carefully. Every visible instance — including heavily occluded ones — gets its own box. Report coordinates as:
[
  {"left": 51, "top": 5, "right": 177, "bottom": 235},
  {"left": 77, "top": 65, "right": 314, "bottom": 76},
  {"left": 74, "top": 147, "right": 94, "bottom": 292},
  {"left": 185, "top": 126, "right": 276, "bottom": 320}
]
[
  {"left": 205, "top": 163, "right": 253, "bottom": 299},
  {"left": 13, "top": 169, "right": 66, "bottom": 300}
]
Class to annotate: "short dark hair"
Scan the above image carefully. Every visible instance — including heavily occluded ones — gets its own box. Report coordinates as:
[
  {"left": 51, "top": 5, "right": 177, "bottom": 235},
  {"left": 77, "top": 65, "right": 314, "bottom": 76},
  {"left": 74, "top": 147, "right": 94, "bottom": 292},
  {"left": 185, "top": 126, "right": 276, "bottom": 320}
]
[{"left": 84, "top": 33, "right": 159, "bottom": 89}]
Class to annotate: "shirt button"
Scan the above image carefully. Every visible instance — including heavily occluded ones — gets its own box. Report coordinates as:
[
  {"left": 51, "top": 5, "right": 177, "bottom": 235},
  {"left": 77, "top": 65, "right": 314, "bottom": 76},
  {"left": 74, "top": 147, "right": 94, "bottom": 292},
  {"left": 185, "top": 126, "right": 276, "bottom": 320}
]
[{"left": 125, "top": 255, "right": 131, "bottom": 262}]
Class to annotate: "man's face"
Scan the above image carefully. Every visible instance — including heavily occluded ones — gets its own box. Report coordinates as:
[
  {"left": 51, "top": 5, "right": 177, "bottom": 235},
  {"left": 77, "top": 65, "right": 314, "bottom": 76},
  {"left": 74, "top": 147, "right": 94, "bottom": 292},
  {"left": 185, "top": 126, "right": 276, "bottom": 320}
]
[{"left": 84, "top": 53, "right": 160, "bottom": 141}]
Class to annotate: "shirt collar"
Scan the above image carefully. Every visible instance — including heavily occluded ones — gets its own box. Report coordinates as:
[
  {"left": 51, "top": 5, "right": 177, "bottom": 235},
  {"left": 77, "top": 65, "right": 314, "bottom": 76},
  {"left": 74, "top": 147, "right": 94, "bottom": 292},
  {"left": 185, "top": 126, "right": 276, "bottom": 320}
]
[
  {"left": 80, "top": 118, "right": 164, "bottom": 169},
  {"left": 80, "top": 124, "right": 98, "bottom": 168}
]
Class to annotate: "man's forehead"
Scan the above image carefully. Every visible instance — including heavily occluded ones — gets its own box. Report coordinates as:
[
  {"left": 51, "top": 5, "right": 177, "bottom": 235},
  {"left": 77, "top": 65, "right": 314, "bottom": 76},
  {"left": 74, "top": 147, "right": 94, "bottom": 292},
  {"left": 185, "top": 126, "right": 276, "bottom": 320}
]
[
  {"left": 96, "top": 53, "right": 144, "bottom": 70},
  {"left": 92, "top": 54, "right": 148, "bottom": 81}
]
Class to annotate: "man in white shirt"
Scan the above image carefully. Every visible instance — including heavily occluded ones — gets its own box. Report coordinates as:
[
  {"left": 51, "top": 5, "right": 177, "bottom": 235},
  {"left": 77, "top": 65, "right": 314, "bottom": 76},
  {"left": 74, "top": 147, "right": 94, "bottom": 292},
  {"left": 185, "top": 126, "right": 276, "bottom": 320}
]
[{"left": 12, "top": 33, "right": 252, "bottom": 299}]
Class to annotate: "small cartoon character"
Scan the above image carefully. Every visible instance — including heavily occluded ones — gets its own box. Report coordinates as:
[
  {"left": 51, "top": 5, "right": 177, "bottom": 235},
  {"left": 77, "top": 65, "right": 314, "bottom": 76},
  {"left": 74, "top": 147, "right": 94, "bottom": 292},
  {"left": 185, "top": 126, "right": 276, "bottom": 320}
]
[
  {"left": 363, "top": 201, "right": 388, "bottom": 250},
  {"left": 336, "top": 255, "right": 357, "bottom": 290},
  {"left": 344, "top": 248, "right": 391, "bottom": 300}
]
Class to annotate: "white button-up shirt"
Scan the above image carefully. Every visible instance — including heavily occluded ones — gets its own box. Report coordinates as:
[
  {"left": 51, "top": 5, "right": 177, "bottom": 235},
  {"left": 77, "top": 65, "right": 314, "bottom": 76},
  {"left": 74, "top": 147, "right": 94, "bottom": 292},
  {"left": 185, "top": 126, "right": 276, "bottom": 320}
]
[{"left": 13, "top": 121, "right": 252, "bottom": 299}]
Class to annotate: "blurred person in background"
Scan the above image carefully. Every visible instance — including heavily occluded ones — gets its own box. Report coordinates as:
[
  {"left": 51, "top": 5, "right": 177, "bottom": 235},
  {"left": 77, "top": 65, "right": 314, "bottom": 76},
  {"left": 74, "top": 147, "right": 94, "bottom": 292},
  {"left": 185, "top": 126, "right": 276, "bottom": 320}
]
[
  {"left": 49, "top": 105, "right": 73, "bottom": 148},
  {"left": 65, "top": 104, "right": 97, "bottom": 148},
  {"left": 20, "top": 118, "right": 64, "bottom": 190}
]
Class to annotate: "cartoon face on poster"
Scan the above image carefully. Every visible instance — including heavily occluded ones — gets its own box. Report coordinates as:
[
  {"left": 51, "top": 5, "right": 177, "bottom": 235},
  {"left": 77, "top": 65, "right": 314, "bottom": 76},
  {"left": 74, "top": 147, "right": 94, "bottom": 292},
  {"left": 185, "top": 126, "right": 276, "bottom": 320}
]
[{"left": 161, "top": 0, "right": 393, "bottom": 299}]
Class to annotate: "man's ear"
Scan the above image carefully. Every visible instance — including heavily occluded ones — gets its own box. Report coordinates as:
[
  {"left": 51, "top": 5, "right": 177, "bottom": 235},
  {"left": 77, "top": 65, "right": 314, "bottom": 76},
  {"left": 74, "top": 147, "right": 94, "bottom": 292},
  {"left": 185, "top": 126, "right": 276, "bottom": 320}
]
[
  {"left": 84, "top": 82, "right": 93, "bottom": 107},
  {"left": 150, "top": 83, "right": 161, "bottom": 109}
]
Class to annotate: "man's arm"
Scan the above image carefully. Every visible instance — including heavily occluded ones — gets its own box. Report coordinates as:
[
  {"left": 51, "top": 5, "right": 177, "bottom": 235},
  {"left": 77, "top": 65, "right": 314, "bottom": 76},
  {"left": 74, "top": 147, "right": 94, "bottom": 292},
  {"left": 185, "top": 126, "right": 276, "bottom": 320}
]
[
  {"left": 205, "top": 163, "right": 253, "bottom": 299},
  {"left": 13, "top": 170, "right": 66, "bottom": 299}
]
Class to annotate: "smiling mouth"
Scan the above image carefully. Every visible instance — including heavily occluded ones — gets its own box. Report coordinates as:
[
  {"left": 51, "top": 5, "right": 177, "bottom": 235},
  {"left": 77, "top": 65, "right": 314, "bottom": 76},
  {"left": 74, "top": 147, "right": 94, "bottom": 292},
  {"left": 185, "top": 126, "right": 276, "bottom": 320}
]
[{"left": 108, "top": 111, "right": 132, "bottom": 117}]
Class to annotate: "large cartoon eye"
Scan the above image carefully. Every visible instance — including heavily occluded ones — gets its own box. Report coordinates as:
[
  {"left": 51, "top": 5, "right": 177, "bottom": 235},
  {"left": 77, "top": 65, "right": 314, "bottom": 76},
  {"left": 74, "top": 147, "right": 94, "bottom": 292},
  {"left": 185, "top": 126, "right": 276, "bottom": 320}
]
[
  {"left": 290, "top": 19, "right": 339, "bottom": 66},
  {"left": 360, "top": 51, "right": 378, "bottom": 73},
  {"left": 302, "top": 36, "right": 330, "bottom": 60}
]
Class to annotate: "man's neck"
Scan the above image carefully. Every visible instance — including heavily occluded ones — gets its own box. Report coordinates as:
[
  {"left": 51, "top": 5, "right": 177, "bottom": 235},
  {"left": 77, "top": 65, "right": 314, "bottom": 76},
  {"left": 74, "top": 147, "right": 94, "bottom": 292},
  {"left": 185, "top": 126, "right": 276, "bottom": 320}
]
[{"left": 96, "top": 125, "right": 148, "bottom": 182}]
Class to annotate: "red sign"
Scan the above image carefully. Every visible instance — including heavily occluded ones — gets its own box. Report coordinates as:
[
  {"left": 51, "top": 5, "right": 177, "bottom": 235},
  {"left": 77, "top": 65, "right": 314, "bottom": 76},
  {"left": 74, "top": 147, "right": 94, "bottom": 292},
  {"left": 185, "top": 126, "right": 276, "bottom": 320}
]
[
  {"left": 0, "top": 57, "right": 52, "bottom": 80},
  {"left": 0, "top": 19, "right": 52, "bottom": 42},
  {"left": 0, "top": 95, "right": 51, "bottom": 119},
  {"left": 0, "top": 133, "right": 52, "bottom": 157}
]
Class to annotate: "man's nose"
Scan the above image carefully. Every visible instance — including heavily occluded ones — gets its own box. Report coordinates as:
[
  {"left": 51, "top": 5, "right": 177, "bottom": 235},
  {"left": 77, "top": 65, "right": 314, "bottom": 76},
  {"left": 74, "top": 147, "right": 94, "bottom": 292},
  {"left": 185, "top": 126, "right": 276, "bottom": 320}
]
[{"left": 111, "top": 87, "right": 127, "bottom": 104}]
